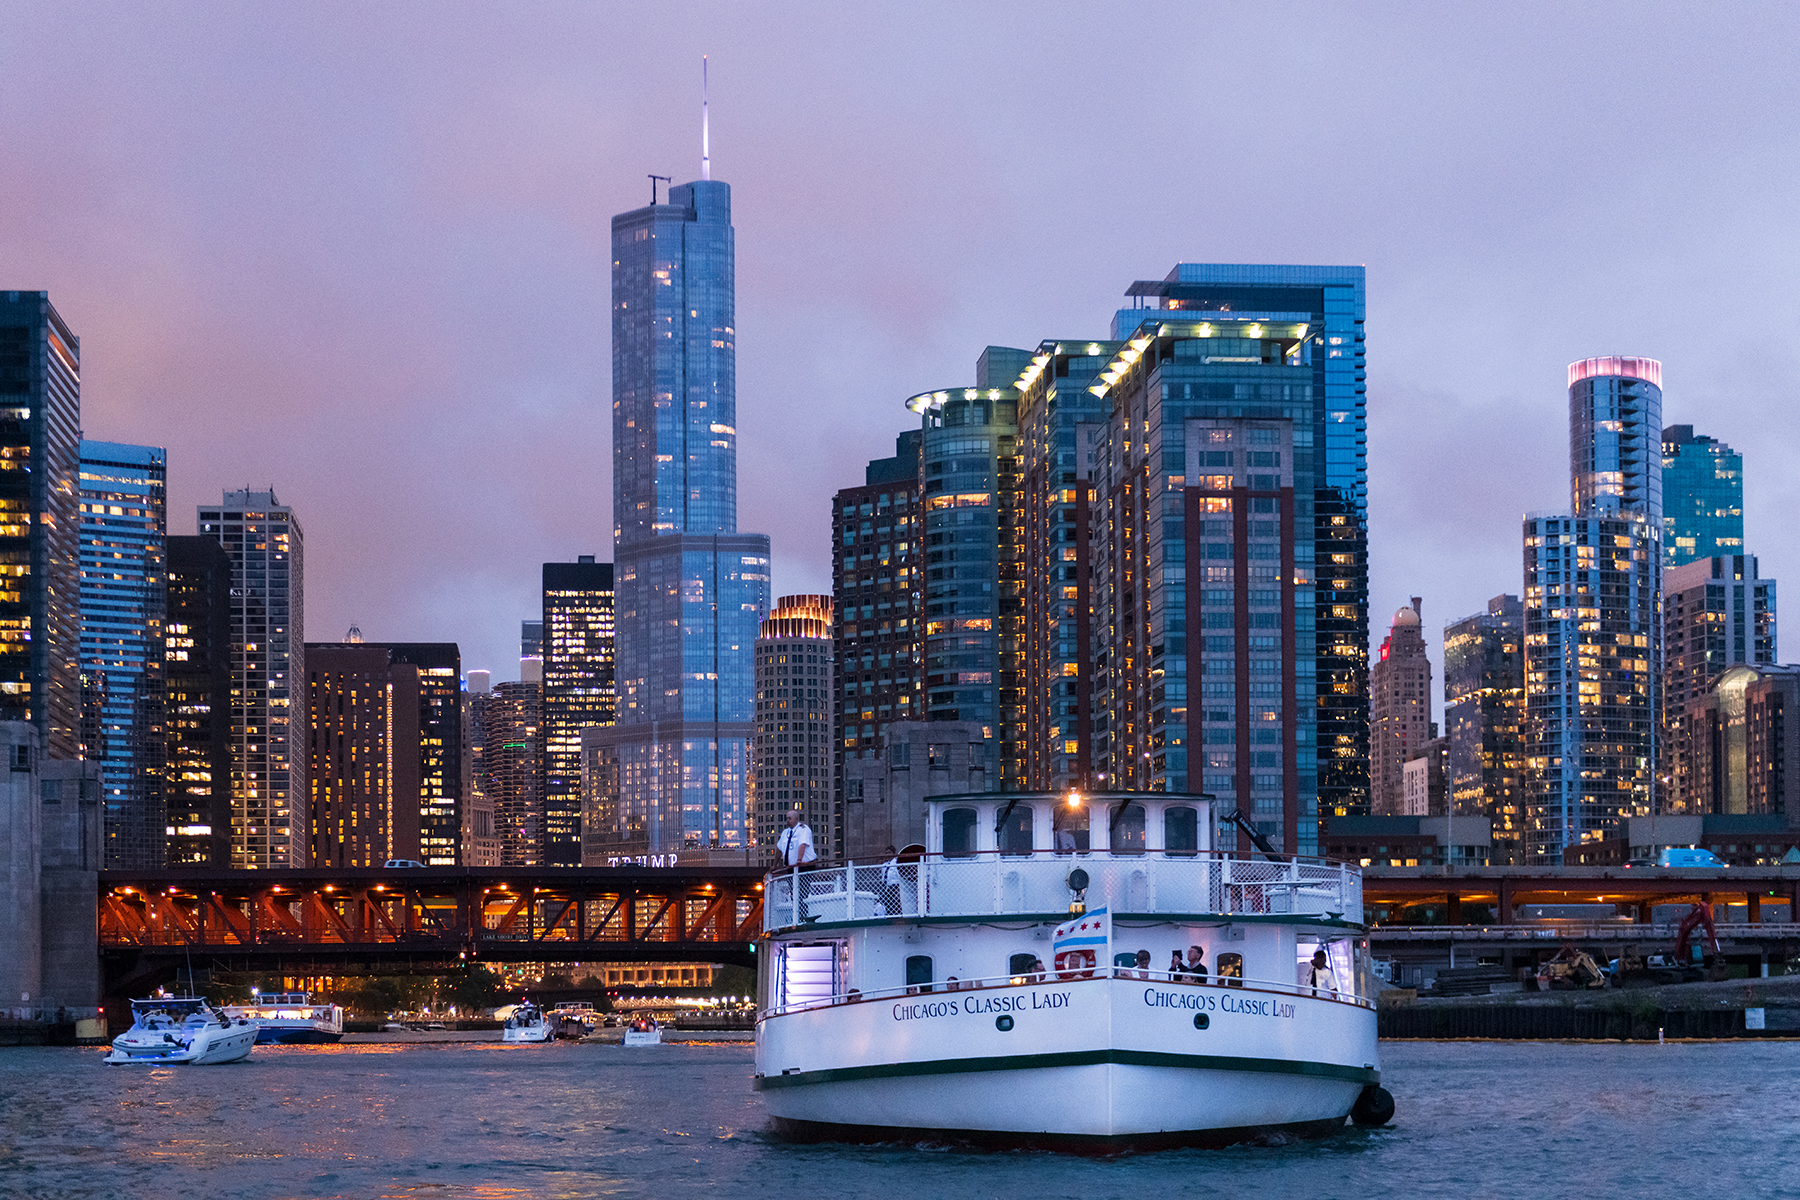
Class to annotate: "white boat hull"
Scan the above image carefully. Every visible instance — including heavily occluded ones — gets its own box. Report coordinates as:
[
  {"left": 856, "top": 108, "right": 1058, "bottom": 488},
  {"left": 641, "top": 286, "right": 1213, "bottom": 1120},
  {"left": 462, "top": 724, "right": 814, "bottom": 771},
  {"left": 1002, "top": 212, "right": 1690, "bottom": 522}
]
[
  {"left": 502, "top": 1024, "right": 552, "bottom": 1043},
  {"left": 757, "top": 975, "right": 1378, "bottom": 1146},
  {"left": 623, "top": 1028, "right": 663, "bottom": 1046},
  {"left": 105, "top": 1023, "right": 259, "bottom": 1065}
]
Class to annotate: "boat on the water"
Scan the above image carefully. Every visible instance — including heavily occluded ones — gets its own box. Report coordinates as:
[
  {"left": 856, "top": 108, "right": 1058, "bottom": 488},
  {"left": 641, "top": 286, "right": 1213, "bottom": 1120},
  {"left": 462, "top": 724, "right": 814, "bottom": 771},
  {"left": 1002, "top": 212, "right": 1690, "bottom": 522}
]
[
  {"left": 623, "top": 1016, "right": 662, "bottom": 1046},
  {"left": 755, "top": 791, "right": 1395, "bottom": 1150},
  {"left": 104, "top": 996, "right": 259, "bottom": 1065},
  {"left": 502, "top": 1002, "right": 552, "bottom": 1043},
  {"left": 222, "top": 992, "right": 345, "bottom": 1044}
]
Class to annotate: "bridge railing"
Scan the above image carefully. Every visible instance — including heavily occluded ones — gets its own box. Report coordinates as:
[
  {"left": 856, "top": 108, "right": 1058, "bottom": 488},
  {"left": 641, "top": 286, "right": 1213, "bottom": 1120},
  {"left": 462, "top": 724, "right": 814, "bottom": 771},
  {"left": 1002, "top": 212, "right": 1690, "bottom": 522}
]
[
  {"left": 1370, "top": 921, "right": 1800, "bottom": 942},
  {"left": 763, "top": 851, "right": 1361, "bottom": 932}
]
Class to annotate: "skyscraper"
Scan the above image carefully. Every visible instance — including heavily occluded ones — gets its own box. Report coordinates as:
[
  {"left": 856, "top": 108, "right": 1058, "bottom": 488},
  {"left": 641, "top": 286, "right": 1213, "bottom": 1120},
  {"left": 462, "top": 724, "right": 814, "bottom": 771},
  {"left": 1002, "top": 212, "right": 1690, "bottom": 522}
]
[
  {"left": 473, "top": 678, "right": 541, "bottom": 865},
  {"left": 199, "top": 490, "right": 305, "bottom": 868},
  {"left": 1369, "top": 600, "right": 1430, "bottom": 816},
  {"left": 830, "top": 431, "right": 925, "bottom": 849},
  {"left": 77, "top": 441, "right": 167, "bottom": 868},
  {"left": 1661, "top": 425, "right": 1744, "bottom": 568},
  {"left": 752, "top": 595, "right": 834, "bottom": 853},
  {"left": 1443, "top": 595, "right": 1525, "bottom": 862},
  {"left": 460, "top": 670, "right": 501, "bottom": 866},
  {"left": 912, "top": 370, "right": 1020, "bottom": 780},
  {"left": 1663, "top": 554, "right": 1776, "bottom": 812},
  {"left": 380, "top": 642, "right": 463, "bottom": 864},
  {"left": 1013, "top": 343, "right": 1109, "bottom": 794},
  {"left": 303, "top": 643, "right": 421, "bottom": 867},
  {"left": 1076, "top": 265, "right": 1366, "bottom": 855},
  {"left": 1522, "top": 357, "right": 1662, "bottom": 862},
  {"left": 541, "top": 557, "right": 614, "bottom": 865},
  {"left": 164, "top": 536, "right": 233, "bottom": 867},
  {"left": 590, "top": 163, "right": 771, "bottom": 856},
  {"left": 0, "top": 292, "right": 82, "bottom": 759}
]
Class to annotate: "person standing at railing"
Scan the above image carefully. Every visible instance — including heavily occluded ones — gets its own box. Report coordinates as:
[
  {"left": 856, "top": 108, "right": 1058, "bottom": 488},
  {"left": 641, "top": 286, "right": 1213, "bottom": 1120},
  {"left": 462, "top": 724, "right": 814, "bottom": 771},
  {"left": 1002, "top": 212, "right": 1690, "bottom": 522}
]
[
  {"left": 879, "top": 846, "right": 904, "bottom": 916},
  {"left": 1182, "top": 945, "right": 1208, "bottom": 983},
  {"left": 778, "top": 810, "right": 817, "bottom": 919}
]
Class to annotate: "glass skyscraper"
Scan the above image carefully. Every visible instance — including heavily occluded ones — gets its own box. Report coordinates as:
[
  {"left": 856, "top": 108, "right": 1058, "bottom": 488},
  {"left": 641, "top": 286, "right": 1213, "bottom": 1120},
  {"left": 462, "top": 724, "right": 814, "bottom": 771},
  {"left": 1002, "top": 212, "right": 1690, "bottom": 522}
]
[
  {"left": 0, "top": 292, "right": 82, "bottom": 759},
  {"left": 1443, "top": 594, "right": 1524, "bottom": 862},
  {"left": 1523, "top": 357, "right": 1662, "bottom": 862},
  {"left": 1661, "top": 425, "right": 1743, "bottom": 568},
  {"left": 78, "top": 440, "right": 167, "bottom": 869},
  {"left": 164, "top": 535, "right": 233, "bottom": 867},
  {"left": 590, "top": 174, "right": 770, "bottom": 856}
]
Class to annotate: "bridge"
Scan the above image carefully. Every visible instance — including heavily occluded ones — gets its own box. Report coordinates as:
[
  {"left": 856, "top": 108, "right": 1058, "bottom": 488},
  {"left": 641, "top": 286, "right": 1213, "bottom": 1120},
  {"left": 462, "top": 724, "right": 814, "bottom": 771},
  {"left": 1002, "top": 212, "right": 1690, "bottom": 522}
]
[
  {"left": 1359, "top": 865, "right": 1800, "bottom": 982},
  {"left": 98, "top": 864, "right": 766, "bottom": 1004},
  {"left": 95, "top": 860, "right": 1800, "bottom": 1003}
]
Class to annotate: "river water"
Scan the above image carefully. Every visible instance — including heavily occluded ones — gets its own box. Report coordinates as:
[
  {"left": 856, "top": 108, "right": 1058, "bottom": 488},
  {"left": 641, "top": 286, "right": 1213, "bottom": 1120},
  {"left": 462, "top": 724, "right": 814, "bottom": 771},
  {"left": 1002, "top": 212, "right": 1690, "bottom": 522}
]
[{"left": 1, "top": 1039, "right": 1796, "bottom": 1199}]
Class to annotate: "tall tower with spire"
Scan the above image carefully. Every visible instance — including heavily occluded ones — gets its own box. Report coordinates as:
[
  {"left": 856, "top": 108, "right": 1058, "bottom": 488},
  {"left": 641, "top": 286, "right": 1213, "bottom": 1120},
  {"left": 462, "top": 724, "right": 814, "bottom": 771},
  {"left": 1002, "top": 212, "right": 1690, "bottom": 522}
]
[{"left": 588, "top": 63, "right": 771, "bottom": 857}]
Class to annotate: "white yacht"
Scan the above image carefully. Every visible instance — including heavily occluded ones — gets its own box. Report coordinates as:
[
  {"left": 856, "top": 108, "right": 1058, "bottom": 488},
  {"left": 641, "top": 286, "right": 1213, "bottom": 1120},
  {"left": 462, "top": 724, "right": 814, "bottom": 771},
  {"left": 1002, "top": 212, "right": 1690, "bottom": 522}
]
[
  {"left": 623, "top": 1016, "right": 663, "bottom": 1047},
  {"left": 223, "top": 992, "right": 345, "bottom": 1044},
  {"left": 755, "top": 792, "right": 1394, "bottom": 1149},
  {"left": 501, "top": 1002, "right": 552, "bottom": 1043},
  {"left": 104, "top": 997, "right": 259, "bottom": 1065}
]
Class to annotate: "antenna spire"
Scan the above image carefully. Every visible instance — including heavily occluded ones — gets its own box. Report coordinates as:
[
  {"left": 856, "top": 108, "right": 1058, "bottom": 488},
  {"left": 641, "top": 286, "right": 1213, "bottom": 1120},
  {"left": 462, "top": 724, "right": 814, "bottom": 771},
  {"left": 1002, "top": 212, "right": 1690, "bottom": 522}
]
[{"left": 701, "top": 55, "right": 710, "bottom": 181}]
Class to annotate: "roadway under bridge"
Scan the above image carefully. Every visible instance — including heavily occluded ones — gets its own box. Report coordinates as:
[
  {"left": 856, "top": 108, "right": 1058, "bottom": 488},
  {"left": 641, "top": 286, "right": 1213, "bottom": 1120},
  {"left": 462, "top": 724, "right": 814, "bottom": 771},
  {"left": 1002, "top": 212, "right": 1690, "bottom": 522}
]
[{"left": 98, "top": 864, "right": 766, "bottom": 1012}]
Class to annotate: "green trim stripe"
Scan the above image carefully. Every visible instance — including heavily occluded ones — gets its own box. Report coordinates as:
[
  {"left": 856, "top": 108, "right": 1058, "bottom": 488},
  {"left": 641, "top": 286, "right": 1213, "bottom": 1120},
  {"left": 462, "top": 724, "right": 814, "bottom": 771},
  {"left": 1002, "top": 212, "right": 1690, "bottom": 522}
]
[{"left": 755, "top": 1049, "right": 1377, "bottom": 1090}]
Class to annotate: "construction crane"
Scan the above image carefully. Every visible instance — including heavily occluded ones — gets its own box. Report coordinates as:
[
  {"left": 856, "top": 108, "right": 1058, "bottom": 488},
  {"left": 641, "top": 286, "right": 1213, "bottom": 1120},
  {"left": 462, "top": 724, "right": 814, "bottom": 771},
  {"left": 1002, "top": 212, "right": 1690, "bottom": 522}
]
[{"left": 1220, "top": 809, "right": 1285, "bottom": 862}]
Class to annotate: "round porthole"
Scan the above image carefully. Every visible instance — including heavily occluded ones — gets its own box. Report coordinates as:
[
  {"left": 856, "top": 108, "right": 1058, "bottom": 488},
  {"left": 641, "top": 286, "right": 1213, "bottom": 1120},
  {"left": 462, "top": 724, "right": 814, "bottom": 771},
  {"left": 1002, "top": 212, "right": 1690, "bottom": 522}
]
[
  {"left": 996, "top": 1015, "right": 1014, "bottom": 1032},
  {"left": 1193, "top": 1012, "right": 1210, "bottom": 1030}
]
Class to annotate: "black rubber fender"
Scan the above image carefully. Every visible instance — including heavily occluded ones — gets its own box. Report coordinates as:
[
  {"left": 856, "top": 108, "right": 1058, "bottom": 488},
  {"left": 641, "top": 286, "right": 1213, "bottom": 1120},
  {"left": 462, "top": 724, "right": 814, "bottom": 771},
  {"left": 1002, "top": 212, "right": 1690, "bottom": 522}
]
[{"left": 1351, "top": 1084, "right": 1395, "bottom": 1127}]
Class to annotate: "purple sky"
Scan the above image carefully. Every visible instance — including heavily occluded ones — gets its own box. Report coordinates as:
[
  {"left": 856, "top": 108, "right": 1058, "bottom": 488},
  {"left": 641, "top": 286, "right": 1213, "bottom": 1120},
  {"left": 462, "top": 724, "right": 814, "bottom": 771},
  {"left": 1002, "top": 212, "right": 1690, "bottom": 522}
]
[{"left": 5, "top": 3, "right": 1797, "bottom": 711}]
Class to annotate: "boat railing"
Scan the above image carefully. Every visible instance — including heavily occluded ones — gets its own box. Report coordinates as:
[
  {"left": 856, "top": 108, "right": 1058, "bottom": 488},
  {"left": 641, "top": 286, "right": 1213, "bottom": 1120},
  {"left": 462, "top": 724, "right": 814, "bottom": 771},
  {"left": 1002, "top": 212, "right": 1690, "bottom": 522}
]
[
  {"left": 762, "top": 965, "right": 1375, "bottom": 1019},
  {"left": 763, "top": 850, "right": 1360, "bottom": 933}
]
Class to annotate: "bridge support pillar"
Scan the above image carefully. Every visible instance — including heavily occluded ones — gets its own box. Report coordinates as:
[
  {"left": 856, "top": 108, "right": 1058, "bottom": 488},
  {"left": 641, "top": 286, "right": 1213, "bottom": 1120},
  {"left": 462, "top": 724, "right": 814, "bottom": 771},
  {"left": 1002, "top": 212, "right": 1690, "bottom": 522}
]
[
  {"left": 1750, "top": 894, "right": 1762, "bottom": 924},
  {"left": 1498, "top": 878, "right": 1515, "bottom": 924}
]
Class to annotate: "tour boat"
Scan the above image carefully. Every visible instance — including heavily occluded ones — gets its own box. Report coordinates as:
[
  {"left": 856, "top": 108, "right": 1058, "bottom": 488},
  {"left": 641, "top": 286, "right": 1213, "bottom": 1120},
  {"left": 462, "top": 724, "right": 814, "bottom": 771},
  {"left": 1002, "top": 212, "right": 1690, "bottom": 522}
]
[
  {"left": 104, "top": 996, "right": 259, "bottom": 1065},
  {"left": 623, "top": 1016, "right": 663, "bottom": 1047},
  {"left": 502, "top": 1002, "right": 552, "bottom": 1043},
  {"left": 755, "top": 792, "right": 1395, "bottom": 1149},
  {"left": 223, "top": 992, "right": 345, "bottom": 1044}
]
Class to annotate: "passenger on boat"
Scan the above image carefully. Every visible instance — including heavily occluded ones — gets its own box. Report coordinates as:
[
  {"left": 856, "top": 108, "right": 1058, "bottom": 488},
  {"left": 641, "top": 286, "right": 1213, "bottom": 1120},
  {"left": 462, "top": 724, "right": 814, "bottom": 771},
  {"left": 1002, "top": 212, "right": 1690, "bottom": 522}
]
[
  {"left": 1029, "top": 958, "right": 1047, "bottom": 982},
  {"left": 1134, "top": 950, "right": 1153, "bottom": 979},
  {"left": 1169, "top": 951, "right": 1185, "bottom": 976},
  {"left": 1309, "top": 949, "right": 1338, "bottom": 997},
  {"left": 879, "top": 845, "right": 902, "bottom": 915},
  {"left": 1184, "top": 945, "right": 1208, "bottom": 982}
]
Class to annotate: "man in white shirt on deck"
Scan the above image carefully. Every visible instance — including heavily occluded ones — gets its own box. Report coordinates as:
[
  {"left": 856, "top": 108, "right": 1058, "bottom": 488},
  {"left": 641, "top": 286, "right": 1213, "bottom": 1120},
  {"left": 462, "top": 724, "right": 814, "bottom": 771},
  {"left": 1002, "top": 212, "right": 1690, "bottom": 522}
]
[
  {"left": 777, "top": 809, "right": 816, "bottom": 867},
  {"left": 777, "top": 809, "right": 817, "bottom": 919}
]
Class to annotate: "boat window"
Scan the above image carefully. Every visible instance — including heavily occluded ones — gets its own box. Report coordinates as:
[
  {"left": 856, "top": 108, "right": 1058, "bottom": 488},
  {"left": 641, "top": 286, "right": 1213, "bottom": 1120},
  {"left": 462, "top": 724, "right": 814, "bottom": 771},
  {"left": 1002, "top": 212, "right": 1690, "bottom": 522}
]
[
  {"left": 1297, "top": 938, "right": 1349, "bottom": 997},
  {"left": 906, "top": 954, "right": 934, "bottom": 994},
  {"left": 1164, "top": 806, "right": 1199, "bottom": 854},
  {"left": 1008, "top": 952, "right": 1038, "bottom": 979},
  {"left": 942, "top": 808, "right": 978, "bottom": 857},
  {"left": 1216, "top": 952, "right": 1244, "bottom": 988},
  {"left": 998, "top": 804, "right": 1033, "bottom": 856},
  {"left": 1053, "top": 802, "right": 1089, "bottom": 854},
  {"left": 1111, "top": 803, "right": 1146, "bottom": 854}
]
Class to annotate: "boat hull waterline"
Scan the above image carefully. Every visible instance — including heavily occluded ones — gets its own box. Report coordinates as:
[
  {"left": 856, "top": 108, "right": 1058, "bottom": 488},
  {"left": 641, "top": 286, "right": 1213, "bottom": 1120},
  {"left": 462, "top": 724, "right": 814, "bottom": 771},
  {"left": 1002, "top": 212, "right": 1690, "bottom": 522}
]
[{"left": 757, "top": 976, "right": 1377, "bottom": 1144}]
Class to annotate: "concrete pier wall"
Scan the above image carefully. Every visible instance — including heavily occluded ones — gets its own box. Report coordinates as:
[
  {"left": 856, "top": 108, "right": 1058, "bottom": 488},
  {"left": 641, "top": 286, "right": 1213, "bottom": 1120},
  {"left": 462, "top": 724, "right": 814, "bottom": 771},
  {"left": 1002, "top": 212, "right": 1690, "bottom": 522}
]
[{"left": 0, "top": 724, "right": 42, "bottom": 1017}]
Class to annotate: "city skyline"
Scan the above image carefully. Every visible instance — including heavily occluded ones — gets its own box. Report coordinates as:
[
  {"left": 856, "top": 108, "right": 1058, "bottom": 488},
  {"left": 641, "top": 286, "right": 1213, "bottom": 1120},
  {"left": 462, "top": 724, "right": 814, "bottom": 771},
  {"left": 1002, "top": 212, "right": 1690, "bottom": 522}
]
[{"left": 1, "top": 6, "right": 1797, "bottom": 703}]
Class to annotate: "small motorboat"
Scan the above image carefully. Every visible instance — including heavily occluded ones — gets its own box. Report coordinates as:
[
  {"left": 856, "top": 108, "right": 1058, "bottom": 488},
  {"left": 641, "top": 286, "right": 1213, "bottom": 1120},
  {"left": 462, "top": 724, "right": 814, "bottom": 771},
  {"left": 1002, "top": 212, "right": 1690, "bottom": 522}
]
[
  {"left": 502, "top": 1002, "right": 552, "bottom": 1044},
  {"left": 104, "top": 996, "right": 259, "bottom": 1065},
  {"left": 623, "top": 1016, "right": 662, "bottom": 1047}
]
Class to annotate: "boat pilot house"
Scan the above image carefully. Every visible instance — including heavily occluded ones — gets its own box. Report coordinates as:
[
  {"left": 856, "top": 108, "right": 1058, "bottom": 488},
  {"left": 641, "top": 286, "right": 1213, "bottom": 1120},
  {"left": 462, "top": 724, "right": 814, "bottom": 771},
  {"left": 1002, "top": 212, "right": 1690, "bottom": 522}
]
[{"left": 754, "top": 792, "right": 1392, "bottom": 1147}]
